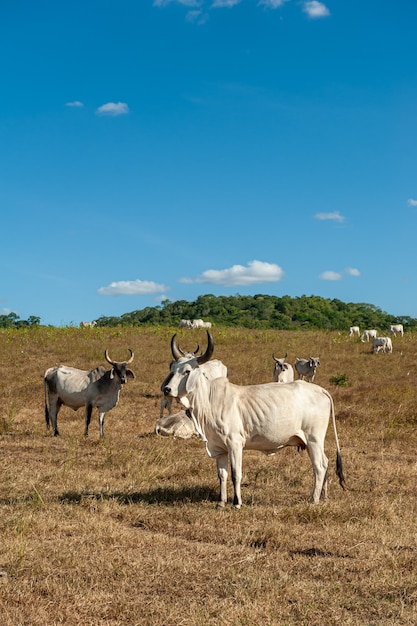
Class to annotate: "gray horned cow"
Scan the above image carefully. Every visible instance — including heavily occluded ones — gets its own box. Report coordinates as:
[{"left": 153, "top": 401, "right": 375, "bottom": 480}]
[
  {"left": 294, "top": 356, "right": 320, "bottom": 382},
  {"left": 44, "top": 349, "right": 135, "bottom": 438},
  {"left": 161, "top": 332, "right": 345, "bottom": 508}
]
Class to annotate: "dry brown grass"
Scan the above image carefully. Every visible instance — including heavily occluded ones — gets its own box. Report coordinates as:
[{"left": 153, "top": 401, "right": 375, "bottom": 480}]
[{"left": 1, "top": 325, "right": 417, "bottom": 625}]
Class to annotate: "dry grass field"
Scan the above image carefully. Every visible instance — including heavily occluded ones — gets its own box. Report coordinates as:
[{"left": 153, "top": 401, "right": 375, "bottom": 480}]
[{"left": 1, "top": 325, "right": 417, "bottom": 625}]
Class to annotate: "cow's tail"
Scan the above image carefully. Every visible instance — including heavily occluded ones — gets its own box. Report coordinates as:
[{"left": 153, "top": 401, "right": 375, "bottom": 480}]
[
  {"left": 44, "top": 373, "right": 50, "bottom": 429},
  {"left": 324, "top": 389, "right": 346, "bottom": 491}
]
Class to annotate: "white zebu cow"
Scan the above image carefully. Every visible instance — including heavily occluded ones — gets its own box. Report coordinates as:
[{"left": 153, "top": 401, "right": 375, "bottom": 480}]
[
  {"left": 389, "top": 324, "right": 404, "bottom": 337},
  {"left": 161, "top": 332, "right": 345, "bottom": 508},
  {"left": 361, "top": 329, "right": 377, "bottom": 342},
  {"left": 372, "top": 337, "right": 393, "bottom": 354},
  {"left": 159, "top": 337, "right": 227, "bottom": 441},
  {"left": 192, "top": 319, "right": 212, "bottom": 329},
  {"left": 44, "top": 350, "right": 135, "bottom": 437},
  {"left": 159, "top": 342, "right": 201, "bottom": 419},
  {"left": 178, "top": 319, "right": 193, "bottom": 329},
  {"left": 294, "top": 357, "right": 320, "bottom": 382},
  {"left": 348, "top": 326, "right": 360, "bottom": 337},
  {"left": 80, "top": 320, "right": 97, "bottom": 328},
  {"left": 272, "top": 353, "right": 294, "bottom": 383},
  {"left": 155, "top": 409, "right": 196, "bottom": 439}
]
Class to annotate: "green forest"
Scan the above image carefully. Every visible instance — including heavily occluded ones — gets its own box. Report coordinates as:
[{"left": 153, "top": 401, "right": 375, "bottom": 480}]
[
  {"left": 94, "top": 294, "right": 415, "bottom": 331},
  {"left": 2, "top": 294, "right": 415, "bottom": 331}
]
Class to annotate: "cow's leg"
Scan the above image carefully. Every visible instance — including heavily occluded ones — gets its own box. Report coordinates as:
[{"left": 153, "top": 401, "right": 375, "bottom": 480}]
[
  {"left": 98, "top": 411, "right": 105, "bottom": 438},
  {"left": 84, "top": 404, "right": 93, "bottom": 437},
  {"left": 307, "top": 442, "right": 328, "bottom": 504},
  {"left": 216, "top": 453, "right": 229, "bottom": 507},
  {"left": 229, "top": 445, "right": 243, "bottom": 509},
  {"left": 48, "top": 398, "right": 61, "bottom": 436}
]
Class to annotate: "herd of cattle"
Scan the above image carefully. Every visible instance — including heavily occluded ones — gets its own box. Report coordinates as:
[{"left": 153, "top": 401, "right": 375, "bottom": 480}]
[
  {"left": 349, "top": 323, "right": 403, "bottom": 353},
  {"left": 178, "top": 319, "right": 212, "bottom": 329},
  {"left": 42, "top": 321, "right": 405, "bottom": 508}
]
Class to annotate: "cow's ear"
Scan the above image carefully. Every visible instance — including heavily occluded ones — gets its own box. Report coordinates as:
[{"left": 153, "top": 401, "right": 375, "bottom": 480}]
[
  {"left": 110, "top": 368, "right": 115, "bottom": 379},
  {"left": 126, "top": 369, "right": 135, "bottom": 380}
]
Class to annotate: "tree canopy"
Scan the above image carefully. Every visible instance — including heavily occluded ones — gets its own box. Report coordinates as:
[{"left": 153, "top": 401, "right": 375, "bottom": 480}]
[
  {"left": 94, "top": 294, "right": 415, "bottom": 331},
  {"left": 3, "top": 294, "right": 414, "bottom": 330}
]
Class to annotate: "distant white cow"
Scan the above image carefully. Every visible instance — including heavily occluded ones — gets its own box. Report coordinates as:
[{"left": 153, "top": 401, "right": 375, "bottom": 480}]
[
  {"left": 178, "top": 319, "right": 193, "bottom": 329},
  {"left": 272, "top": 354, "right": 294, "bottom": 383},
  {"left": 294, "top": 357, "right": 320, "bottom": 382},
  {"left": 372, "top": 337, "right": 393, "bottom": 354},
  {"left": 80, "top": 320, "right": 97, "bottom": 328},
  {"left": 348, "top": 326, "right": 360, "bottom": 337},
  {"left": 389, "top": 324, "right": 404, "bottom": 337},
  {"left": 361, "top": 329, "right": 378, "bottom": 343},
  {"left": 192, "top": 319, "right": 212, "bottom": 329}
]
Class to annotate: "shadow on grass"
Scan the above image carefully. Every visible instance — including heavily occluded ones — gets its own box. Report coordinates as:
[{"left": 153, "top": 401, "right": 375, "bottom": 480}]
[{"left": 58, "top": 484, "right": 218, "bottom": 506}]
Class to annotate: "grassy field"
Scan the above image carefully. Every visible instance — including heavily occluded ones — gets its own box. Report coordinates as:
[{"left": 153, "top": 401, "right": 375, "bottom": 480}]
[{"left": 1, "top": 325, "right": 417, "bottom": 625}]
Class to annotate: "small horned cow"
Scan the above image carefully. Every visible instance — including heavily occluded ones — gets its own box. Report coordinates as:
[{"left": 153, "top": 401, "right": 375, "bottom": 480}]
[
  {"left": 294, "top": 356, "right": 320, "bottom": 382},
  {"left": 272, "top": 353, "right": 294, "bottom": 383}
]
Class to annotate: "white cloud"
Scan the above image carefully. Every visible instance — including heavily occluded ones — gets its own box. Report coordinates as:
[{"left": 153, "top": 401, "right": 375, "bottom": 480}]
[
  {"left": 98, "top": 279, "right": 168, "bottom": 296},
  {"left": 155, "top": 294, "right": 170, "bottom": 303},
  {"left": 66, "top": 101, "right": 84, "bottom": 107},
  {"left": 186, "top": 9, "right": 209, "bottom": 23},
  {"left": 314, "top": 211, "right": 345, "bottom": 223},
  {"left": 0, "top": 307, "right": 13, "bottom": 315},
  {"left": 211, "top": 0, "right": 241, "bottom": 7},
  {"left": 153, "top": 0, "right": 200, "bottom": 6},
  {"left": 303, "top": 1, "right": 330, "bottom": 18},
  {"left": 346, "top": 267, "right": 361, "bottom": 277},
  {"left": 258, "top": 0, "right": 287, "bottom": 8},
  {"left": 180, "top": 260, "right": 284, "bottom": 286},
  {"left": 96, "top": 102, "right": 129, "bottom": 116},
  {"left": 319, "top": 271, "right": 342, "bottom": 281},
  {"left": 407, "top": 198, "right": 417, "bottom": 207}
]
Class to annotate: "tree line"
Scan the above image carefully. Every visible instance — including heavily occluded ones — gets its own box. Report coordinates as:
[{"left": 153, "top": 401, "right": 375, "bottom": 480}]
[
  {"left": 0, "top": 312, "right": 41, "bottom": 329},
  {"left": 2, "top": 294, "right": 414, "bottom": 331},
  {"left": 95, "top": 294, "right": 415, "bottom": 331}
]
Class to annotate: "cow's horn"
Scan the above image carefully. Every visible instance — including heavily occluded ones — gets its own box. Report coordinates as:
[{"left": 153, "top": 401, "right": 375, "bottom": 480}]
[
  {"left": 272, "top": 353, "right": 279, "bottom": 362},
  {"left": 177, "top": 343, "right": 200, "bottom": 357},
  {"left": 196, "top": 331, "right": 214, "bottom": 365},
  {"left": 171, "top": 334, "right": 182, "bottom": 361},
  {"left": 105, "top": 349, "right": 115, "bottom": 366},
  {"left": 104, "top": 349, "right": 134, "bottom": 366},
  {"left": 125, "top": 349, "right": 134, "bottom": 364}
]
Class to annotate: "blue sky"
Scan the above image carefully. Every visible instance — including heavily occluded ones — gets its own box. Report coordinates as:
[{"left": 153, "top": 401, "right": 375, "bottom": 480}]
[{"left": 1, "top": 0, "right": 416, "bottom": 326}]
